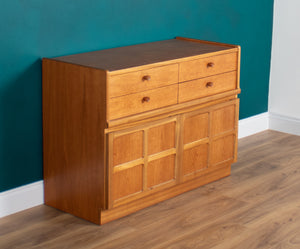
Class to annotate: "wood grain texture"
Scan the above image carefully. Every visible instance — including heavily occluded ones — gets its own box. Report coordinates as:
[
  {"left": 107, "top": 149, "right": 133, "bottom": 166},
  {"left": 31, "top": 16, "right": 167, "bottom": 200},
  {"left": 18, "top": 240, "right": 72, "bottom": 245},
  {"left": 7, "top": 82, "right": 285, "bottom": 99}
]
[
  {"left": 211, "top": 134, "right": 235, "bottom": 166},
  {"left": 179, "top": 52, "right": 237, "bottom": 82},
  {"left": 183, "top": 112, "right": 209, "bottom": 144},
  {"left": 108, "top": 64, "right": 178, "bottom": 97},
  {"left": 102, "top": 162, "right": 231, "bottom": 224},
  {"left": 2, "top": 131, "right": 300, "bottom": 249},
  {"left": 113, "top": 131, "right": 143, "bottom": 166},
  {"left": 107, "top": 91, "right": 240, "bottom": 129},
  {"left": 113, "top": 159, "right": 144, "bottom": 173},
  {"left": 108, "top": 117, "right": 179, "bottom": 208},
  {"left": 179, "top": 71, "right": 237, "bottom": 103},
  {"left": 233, "top": 99, "right": 240, "bottom": 163},
  {"left": 176, "top": 36, "right": 240, "bottom": 48},
  {"left": 147, "top": 155, "right": 176, "bottom": 188},
  {"left": 42, "top": 59, "right": 107, "bottom": 224},
  {"left": 148, "top": 122, "right": 176, "bottom": 155},
  {"left": 112, "top": 164, "right": 143, "bottom": 201},
  {"left": 108, "top": 84, "right": 178, "bottom": 120},
  {"left": 182, "top": 143, "right": 209, "bottom": 176},
  {"left": 211, "top": 103, "right": 236, "bottom": 136},
  {"left": 52, "top": 39, "right": 237, "bottom": 73},
  {"left": 107, "top": 99, "right": 238, "bottom": 214}
]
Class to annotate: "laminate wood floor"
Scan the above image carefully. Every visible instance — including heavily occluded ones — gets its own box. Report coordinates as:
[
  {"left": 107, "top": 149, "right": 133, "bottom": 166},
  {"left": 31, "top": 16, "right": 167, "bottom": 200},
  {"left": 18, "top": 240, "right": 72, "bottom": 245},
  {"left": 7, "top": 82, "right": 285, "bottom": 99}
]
[{"left": 1, "top": 130, "right": 300, "bottom": 249}]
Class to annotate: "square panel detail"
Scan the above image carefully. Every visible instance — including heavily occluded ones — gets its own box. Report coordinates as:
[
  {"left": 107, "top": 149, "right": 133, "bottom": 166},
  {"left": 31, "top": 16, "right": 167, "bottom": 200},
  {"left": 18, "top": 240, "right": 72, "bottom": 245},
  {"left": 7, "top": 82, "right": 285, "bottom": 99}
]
[
  {"left": 183, "top": 113, "right": 209, "bottom": 144},
  {"left": 148, "top": 122, "right": 176, "bottom": 155},
  {"left": 183, "top": 143, "right": 209, "bottom": 176},
  {"left": 211, "top": 105, "right": 236, "bottom": 136},
  {"left": 112, "top": 165, "right": 143, "bottom": 200},
  {"left": 211, "top": 134, "right": 235, "bottom": 165},
  {"left": 147, "top": 155, "right": 175, "bottom": 188},
  {"left": 113, "top": 131, "right": 143, "bottom": 166}
]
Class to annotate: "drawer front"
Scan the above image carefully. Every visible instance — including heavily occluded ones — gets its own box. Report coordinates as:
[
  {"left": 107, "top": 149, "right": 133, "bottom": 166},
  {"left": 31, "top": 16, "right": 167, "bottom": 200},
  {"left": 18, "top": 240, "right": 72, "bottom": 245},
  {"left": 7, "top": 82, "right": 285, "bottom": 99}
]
[
  {"left": 179, "top": 52, "right": 237, "bottom": 82},
  {"left": 178, "top": 71, "right": 237, "bottom": 103},
  {"left": 108, "top": 84, "right": 178, "bottom": 120},
  {"left": 109, "top": 64, "right": 178, "bottom": 98}
]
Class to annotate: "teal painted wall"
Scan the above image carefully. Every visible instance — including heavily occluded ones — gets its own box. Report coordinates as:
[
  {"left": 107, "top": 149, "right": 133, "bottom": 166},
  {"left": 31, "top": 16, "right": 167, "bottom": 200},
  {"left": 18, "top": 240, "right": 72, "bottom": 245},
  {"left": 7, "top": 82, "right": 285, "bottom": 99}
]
[{"left": 0, "top": 0, "right": 274, "bottom": 192}]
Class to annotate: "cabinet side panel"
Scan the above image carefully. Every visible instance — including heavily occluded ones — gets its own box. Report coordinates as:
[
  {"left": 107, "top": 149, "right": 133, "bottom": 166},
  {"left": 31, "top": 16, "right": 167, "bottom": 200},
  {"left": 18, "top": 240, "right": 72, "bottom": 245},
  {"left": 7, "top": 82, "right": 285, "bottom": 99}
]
[{"left": 43, "top": 59, "right": 107, "bottom": 224}]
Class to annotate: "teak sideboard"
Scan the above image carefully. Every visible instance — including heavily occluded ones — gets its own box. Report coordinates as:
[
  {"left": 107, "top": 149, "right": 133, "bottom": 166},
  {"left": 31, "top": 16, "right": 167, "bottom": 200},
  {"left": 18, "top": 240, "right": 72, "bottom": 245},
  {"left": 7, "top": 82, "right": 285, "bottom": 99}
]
[{"left": 43, "top": 37, "right": 241, "bottom": 225}]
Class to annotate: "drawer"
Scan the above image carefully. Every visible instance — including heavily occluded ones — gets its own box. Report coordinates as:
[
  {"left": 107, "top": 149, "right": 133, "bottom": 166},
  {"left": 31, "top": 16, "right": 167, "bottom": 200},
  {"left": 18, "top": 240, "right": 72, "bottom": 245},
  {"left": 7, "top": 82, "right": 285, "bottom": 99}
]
[
  {"left": 108, "top": 84, "right": 178, "bottom": 120},
  {"left": 109, "top": 64, "right": 178, "bottom": 98},
  {"left": 179, "top": 52, "right": 237, "bottom": 82},
  {"left": 178, "top": 71, "right": 237, "bottom": 103}
]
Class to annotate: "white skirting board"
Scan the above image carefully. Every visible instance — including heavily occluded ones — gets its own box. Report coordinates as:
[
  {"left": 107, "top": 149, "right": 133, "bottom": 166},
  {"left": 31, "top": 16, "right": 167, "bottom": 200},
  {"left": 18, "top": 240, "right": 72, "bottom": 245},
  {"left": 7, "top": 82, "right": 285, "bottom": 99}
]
[
  {"left": 269, "top": 113, "right": 300, "bottom": 136},
  {"left": 238, "top": 112, "right": 269, "bottom": 139},
  {"left": 0, "top": 180, "right": 44, "bottom": 218},
  {"left": 0, "top": 111, "right": 273, "bottom": 219}
]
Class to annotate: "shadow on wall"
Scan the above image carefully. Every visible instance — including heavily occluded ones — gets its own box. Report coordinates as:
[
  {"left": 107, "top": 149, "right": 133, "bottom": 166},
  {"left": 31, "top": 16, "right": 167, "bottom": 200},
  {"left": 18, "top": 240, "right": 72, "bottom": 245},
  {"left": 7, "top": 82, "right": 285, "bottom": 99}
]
[{"left": 0, "top": 59, "right": 43, "bottom": 192}]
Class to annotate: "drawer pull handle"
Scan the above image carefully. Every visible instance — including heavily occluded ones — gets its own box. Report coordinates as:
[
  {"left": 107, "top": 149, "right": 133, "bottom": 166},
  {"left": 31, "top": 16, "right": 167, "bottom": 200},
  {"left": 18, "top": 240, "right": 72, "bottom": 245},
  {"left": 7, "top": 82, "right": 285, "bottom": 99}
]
[
  {"left": 142, "top": 75, "right": 151, "bottom": 81},
  {"left": 206, "top": 82, "right": 214, "bottom": 88},
  {"left": 142, "top": 96, "right": 150, "bottom": 103},
  {"left": 207, "top": 62, "right": 215, "bottom": 68}
]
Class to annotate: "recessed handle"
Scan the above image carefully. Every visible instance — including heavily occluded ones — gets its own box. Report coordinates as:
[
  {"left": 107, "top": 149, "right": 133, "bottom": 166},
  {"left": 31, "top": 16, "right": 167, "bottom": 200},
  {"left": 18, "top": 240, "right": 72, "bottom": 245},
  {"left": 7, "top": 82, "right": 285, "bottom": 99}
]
[
  {"left": 206, "top": 82, "right": 214, "bottom": 88},
  {"left": 142, "top": 75, "right": 151, "bottom": 81},
  {"left": 142, "top": 96, "right": 150, "bottom": 103},
  {"left": 207, "top": 62, "right": 214, "bottom": 68}
]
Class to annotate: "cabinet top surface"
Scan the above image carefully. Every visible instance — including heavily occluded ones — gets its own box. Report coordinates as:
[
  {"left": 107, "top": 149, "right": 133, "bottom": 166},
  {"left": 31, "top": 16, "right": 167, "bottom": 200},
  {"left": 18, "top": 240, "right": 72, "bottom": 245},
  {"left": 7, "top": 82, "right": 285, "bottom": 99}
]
[{"left": 50, "top": 38, "right": 237, "bottom": 72}]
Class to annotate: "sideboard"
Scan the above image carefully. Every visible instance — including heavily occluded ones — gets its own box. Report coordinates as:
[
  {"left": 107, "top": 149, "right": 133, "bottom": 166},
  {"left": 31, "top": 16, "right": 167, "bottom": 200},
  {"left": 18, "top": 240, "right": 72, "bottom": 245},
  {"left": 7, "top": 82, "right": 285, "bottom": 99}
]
[{"left": 43, "top": 37, "right": 241, "bottom": 224}]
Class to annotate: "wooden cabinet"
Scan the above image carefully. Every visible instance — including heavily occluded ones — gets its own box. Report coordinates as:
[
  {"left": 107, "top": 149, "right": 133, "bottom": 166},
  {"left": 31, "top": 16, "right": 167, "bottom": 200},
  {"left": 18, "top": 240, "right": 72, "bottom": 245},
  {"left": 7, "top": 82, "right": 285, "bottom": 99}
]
[{"left": 43, "top": 37, "right": 241, "bottom": 224}]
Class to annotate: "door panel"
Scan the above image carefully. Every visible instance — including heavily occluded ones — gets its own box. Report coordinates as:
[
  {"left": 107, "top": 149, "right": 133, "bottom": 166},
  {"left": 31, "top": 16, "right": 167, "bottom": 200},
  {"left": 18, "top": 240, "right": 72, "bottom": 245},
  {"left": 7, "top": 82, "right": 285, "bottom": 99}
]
[
  {"left": 147, "top": 155, "right": 175, "bottom": 188},
  {"left": 183, "top": 113, "right": 209, "bottom": 144},
  {"left": 148, "top": 122, "right": 176, "bottom": 155},
  {"left": 211, "top": 134, "right": 235, "bottom": 165},
  {"left": 181, "top": 100, "right": 238, "bottom": 181},
  {"left": 182, "top": 111, "right": 210, "bottom": 180},
  {"left": 211, "top": 104, "right": 235, "bottom": 136},
  {"left": 183, "top": 143, "right": 208, "bottom": 176},
  {"left": 112, "top": 165, "right": 143, "bottom": 200},
  {"left": 113, "top": 131, "right": 143, "bottom": 166},
  {"left": 109, "top": 117, "right": 178, "bottom": 206}
]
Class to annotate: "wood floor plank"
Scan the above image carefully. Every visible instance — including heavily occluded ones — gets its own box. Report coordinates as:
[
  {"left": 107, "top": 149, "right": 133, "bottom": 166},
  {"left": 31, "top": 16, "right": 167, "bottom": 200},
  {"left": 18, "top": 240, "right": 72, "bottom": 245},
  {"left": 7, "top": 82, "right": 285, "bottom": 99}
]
[
  {"left": 0, "top": 206, "right": 61, "bottom": 237},
  {"left": 209, "top": 203, "right": 300, "bottom": 249},
  {"left": 89, "top": 195, "right": 247, "bottom": 249},
  {"left": 0, "top": 130, "right": 300, "bottom": 249}
]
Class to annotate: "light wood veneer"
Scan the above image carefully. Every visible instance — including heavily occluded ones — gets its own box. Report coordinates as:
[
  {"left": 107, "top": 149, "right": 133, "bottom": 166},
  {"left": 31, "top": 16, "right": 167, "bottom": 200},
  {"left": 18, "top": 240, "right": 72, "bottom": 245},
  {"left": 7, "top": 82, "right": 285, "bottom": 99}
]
[{"left": 43, "top": 37, "right": 241, "bottom": 224}]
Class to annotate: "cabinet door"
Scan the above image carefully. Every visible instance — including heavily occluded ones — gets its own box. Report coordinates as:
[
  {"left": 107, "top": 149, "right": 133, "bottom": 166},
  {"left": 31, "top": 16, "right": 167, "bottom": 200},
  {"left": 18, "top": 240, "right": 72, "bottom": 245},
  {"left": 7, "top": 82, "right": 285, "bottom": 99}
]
[
  {"left": 111, "top": 131, "right": 144, "bottom": 203},
  {"left": 108, "top": 117, "right": 178, "bottom": 208},
  {"left": 210, "top": 102, "right": 238, "bottom": 166},
  {"left": 181, "top": 112, "right": 209, "bottom": 181},
  {"left": 181, "top": 99, "right": 239, "bottom": 182},
  {"left": 147, "top": 121, "right": 177, "bottom": 189}
]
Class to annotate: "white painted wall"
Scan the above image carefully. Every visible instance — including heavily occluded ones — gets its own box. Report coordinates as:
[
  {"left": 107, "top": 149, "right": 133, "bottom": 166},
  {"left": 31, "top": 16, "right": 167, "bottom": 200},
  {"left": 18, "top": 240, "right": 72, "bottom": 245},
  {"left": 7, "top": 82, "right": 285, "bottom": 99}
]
[
  {"left": 269, "top": 0, "right": 300, "bottom": 119},
  {"left": 269, "top": 0, "right": 300, "bottom": 135}
]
